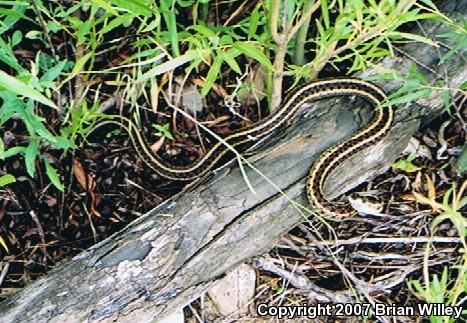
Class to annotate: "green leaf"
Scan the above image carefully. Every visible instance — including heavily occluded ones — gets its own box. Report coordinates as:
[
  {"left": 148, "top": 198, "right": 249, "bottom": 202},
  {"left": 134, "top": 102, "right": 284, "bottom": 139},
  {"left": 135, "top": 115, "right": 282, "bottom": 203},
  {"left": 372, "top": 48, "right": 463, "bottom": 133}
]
[
  {"left": 233, "top": 42, "right": 272, "bottom": 69},
  {"left": 0, "top": 37, "right": 24, "bottom": 72},
  {"left": 76, "top": 18, "right": 93, "bottom": 45},
  {"left": 0, "top": 52, "right": 23, "bottom": 74},
  {"left": 54, "top": 136, "right": 75, "bottom": 150},
  {"left": 45, "top": 160, "right": 64, "bottom": 192},
  {"left": 35, "top": 125, "right": 57, "bottom": 143},
  {"left": 385, "top": 88, "right": 431, "bottom": 107},
  {"left": 0, "top": 70, "right": 58, "bottom": 109},
  {"left": 11, "top": 30, "right": 22, "bottom": 47},
  {"left": 24, "top": 30, "right": 44, "bottom": 39},
  {"left": 442, "top": 186, "right": 453, "bottom": 207},
  {"left": 440, "top": 33, "right": 467, "bottom": 65},
  {"left": 139, "top": 15, "right": 161, "bottom": 32},
  {"left": 442, "top": 90, "right": 451, "bottom": 115},
  {"left": 247, "top": 4, "right": 261, "bottom": 39},
  {"left": 0, "top": 174, "right": 16, "bottom": 187},
  {"left": 188, "top": 24, "right": 216, "bottom": 38},
  {"left": 0, "top": 146, "right": 26, "bottom": 159},
  {"left": 176, "top": 0, "right": 194, "bottom": 7},
  {"left": 392, "top": 156, "right": 421, "bottom": 173},
  {"left": 419, "top": 0, "right": 437, "bottom": 10},
  {"left": 407, "top": 153, "right": 417, "bottom": 162},
  {"left": 90, "top": 0, "right": 118, "bottom": 15},
  {"left": 72, "top": 53, "right": 93, "bottom": 77},
  {"left": 201, "top": 54, "right": 222, "bottom": 97},
  {"left": 315, "top": 19, "right": 327, "bottom": 41},
  {"left": 284, "top": 0, "right": 295, "bottom": 23},
  {"left": 100, "top": 13, "right": 134, "bottom": 35},
  {"left": 46, "top": 21, "right": 63, "bottom": 33},
  {"left": 139, "top": 50, "right": 199, "bottom": 81},
  {"left": 456, "top": 145, "right": 467, "bottom": 174},
  {"left": 25, "top": 140, "right": 38, "bottom": 177},
  {"left": 110, "top": 0, "right": 153, "bottom": 16},
  {"left": 320, "top": 0, "right": 330, "bottom": 29},
  {"left": 0, "top": 5, "right": 32, "bottom": 35},
  {"left": 40, "top": 60, "right": 68, "bottom": 83},
  {"left": 221, "top": 50, "right": 241, "bottom": 74},
  {"left": 387, "top": 31, "right": 438, "bottom": 47},
  {"left": 152, "top": 123, "right": 173, "bottom": 140},
  {"left": 160, "top": 0, "right": 179, "bottom": 56},
  {"left": 408, "top": 279, "right": 424, "bottom": 294},
  {"left": 219, "top": 35, "right": 234, "bottom": 46}
]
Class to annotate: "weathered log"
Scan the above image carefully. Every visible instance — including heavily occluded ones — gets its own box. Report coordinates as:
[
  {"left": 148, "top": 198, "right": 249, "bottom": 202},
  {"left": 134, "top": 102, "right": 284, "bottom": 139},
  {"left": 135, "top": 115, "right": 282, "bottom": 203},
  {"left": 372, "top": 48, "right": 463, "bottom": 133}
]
[{"left": 1, "top": 1, "right": 465, "bottom": 322}]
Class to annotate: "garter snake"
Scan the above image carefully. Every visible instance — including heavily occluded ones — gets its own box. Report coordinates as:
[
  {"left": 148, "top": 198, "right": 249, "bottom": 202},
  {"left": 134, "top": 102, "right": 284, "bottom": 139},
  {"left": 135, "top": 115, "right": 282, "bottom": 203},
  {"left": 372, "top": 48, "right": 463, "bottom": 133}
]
[{"left": 96, "top": 78, "right": 393, "bottom": 219}]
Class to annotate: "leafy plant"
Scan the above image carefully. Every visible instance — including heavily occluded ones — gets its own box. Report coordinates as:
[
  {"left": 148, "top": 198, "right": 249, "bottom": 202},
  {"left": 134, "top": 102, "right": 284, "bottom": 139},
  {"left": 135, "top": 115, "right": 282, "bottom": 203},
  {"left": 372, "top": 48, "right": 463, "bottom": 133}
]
[
  {"left": 373, "top": 16, "right": 467, "bottom": 112},
  {"left": 408, "top": 178, "right": 467, "bottom": 323},
  {"left": 0, "top": 0, "right": 462, "bottom": 193},
  {"left": 413, "top": 178, "right": 467, "bottom": 235},
  {"left": 0, "top": 173, "right": 13, "bottom": 253},
  {"left": 61, "top": 100, "right": 105, "bottom": 144},
  {"left": 0, "top": 53, "right": 74, "bottom": 191},
  {"left": 393, "top": 153, "right": 422, "bottom": 173},
  {"left": 380, "top": 63, "right": 433, "bottom": 107},
  {"left": 408, "top": 266, "right": 466, "bottom": 323},
  {"left": 152, "top": 123, "right": 174, "bottom": 140}
]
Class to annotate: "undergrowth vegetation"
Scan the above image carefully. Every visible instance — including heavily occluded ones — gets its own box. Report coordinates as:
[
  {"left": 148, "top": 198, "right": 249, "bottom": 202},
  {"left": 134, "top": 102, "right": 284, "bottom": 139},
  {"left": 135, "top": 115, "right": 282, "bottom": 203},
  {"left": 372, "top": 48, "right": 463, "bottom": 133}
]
[
  {"left": 0, "top": 0, "right": 466, "bottom": 321},
  {"left": 1, "top": 0, "right": 462, "bottom": 189}
]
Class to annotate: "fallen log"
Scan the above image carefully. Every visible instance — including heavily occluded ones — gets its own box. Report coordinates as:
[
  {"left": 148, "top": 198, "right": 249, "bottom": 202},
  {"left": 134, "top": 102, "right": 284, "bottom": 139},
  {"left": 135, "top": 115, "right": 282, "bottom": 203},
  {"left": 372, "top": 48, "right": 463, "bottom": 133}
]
[{"left": 0, "top": 1, "right": 465, "bottom": 322}]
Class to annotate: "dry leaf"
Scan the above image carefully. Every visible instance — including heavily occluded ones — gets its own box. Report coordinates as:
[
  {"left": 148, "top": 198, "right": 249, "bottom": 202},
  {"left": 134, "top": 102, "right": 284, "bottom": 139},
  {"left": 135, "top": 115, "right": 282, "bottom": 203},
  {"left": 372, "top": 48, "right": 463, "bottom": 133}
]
[
  {"left": 203, "top": 115, "right": 231, "bottom": 126},
  {"left": 425, "top": 174, "right": 436, "bottom": 200},
  {"left": 151, "top": 136, "right": 165, "bottom": 154},
  {"left": 73, "top": 158, "right": 88, "bottom": 190}
]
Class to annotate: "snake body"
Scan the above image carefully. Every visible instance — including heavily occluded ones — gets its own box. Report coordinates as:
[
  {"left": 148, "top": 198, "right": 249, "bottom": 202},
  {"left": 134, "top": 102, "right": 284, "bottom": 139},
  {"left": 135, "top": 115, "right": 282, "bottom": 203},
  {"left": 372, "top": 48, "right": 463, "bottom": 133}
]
[{"left": 96, "top": 78, "right": 393, "bottom": 219}]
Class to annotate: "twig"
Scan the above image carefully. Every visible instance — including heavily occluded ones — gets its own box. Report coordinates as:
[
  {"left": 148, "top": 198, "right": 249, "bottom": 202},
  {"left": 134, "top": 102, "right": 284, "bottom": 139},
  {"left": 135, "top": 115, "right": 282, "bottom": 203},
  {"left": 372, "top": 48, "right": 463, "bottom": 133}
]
[
  {"left": 253, "top": 256, "right": 352, "bottom": 303},
  {"left": 29, "top": 210, "right": 48, "bottom": 270},
  {"left": 223, "top": 0, "right": 249, "bottom": 26},
  {"left": 301, "top": 236, "right": 464, "bottom": 247},
  {"left": 72, "top": 10, "right": 86, "bottom": 109},
  {"left": 32, "top": 1, "right": 63, "bottom": 112},
  {"left": 393, "top": 46, "right": 437, "bottom": 74},
  {"left": 286, "top": 1, "right": 321, "bottom": 42},
  {"left": 82, "top": 203, "right": 98, "bottom": 244},
  {"left": 32, "top": 0, "right": 57, "bottom": 59},
  {"left": 0, "top": 262, "right": 9, "bottom": 287},
  {"left": 269, "top": 1, "right": 321, "bottom": 110},
  {"left": 124, "top": 178, "right": 164, "bottom": 201}
]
